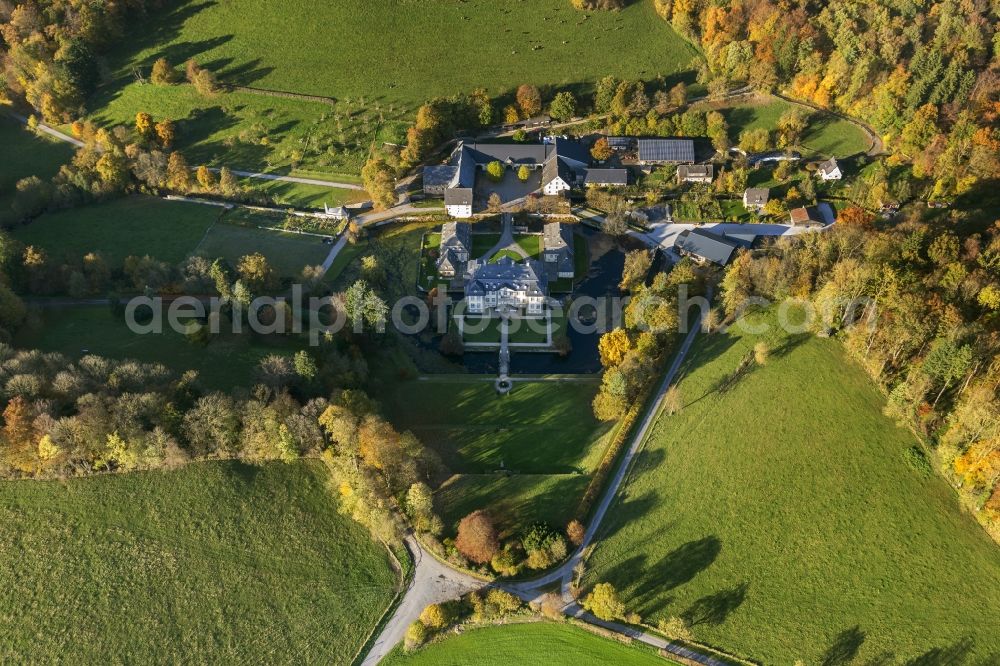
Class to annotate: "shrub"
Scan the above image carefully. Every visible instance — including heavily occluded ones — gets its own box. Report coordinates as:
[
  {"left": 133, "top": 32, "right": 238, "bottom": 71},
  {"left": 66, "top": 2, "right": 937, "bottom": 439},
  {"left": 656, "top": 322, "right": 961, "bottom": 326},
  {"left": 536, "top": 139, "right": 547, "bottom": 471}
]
[
  {"left": 903, "top": 445, "right": 932, "bottom": 478},
  {"left": 657, "top": 615, "right": 693, "bottom": 641},
  {"left": 419, "top": 603, "right": 451, "bottom": 630},
  {"left": 486, "top": 160, "right": 505, "bottom": 182},
  {"left": 455, "top": 510, "right": 499, "bottom": 564},
  {"left": 404, "top": 621, "right": 428, "bottom": 650},
  {"left": 582, "top": 582, "right": 625, "bottom": 621},
  {"left": 567, "top": 519, "right": 586, "bottom": 546}
]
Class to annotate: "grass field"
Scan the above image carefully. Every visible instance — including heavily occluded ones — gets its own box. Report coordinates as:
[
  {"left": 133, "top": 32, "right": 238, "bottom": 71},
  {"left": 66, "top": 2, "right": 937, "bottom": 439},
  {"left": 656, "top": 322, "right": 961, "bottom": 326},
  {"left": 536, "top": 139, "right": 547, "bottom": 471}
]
[
  {"left": 110, "top": 0, "right": 697, "bottom": 109},
  {"left": 383, "top": 621, "right": 676, "bottom": 665},
  {"left": 700, "top": 95, "right": 870, "bottom": 157},
  {"left": 18, "top": 307, "right": 306, "bottom": 391},
  {"left": 11, "top": 196, "right": 220, "bottom": 265},
  {"left": 84, "top": 0, "right": 696, "bottom": 176},
  {"left": 382, "top": 377, "right": 612, "bottom": 536},
  {"left": 0, "top": 115, "right": 74, "bottom": 217},
  {"left": 84, "top": 83, "right": 400, "bottom": 179},
  {"left": 584, "top": 311, "right": 1000, "bottom": 664},
  {"left": 243, "top": 178, "right": 370, "bottom": 209},
  {"left": 194, "top": 222, "right": 330, "bottom": 277},
  {"left": 0, "top": 460, "right": 396, "bottom": 664}
]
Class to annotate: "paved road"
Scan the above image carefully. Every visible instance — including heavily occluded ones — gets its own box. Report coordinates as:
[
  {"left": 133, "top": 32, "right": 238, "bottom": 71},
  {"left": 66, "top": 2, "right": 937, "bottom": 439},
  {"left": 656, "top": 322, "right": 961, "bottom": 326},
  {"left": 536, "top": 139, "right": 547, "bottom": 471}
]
[
  {"left": 361, "top": 536, "right": 485, "bottom": 666},
  {"left": 361, "top": 290, "right": 713, "bottom": 664},
  {"left": 506, "top": 289, "right": 711, "bottom": 604}
]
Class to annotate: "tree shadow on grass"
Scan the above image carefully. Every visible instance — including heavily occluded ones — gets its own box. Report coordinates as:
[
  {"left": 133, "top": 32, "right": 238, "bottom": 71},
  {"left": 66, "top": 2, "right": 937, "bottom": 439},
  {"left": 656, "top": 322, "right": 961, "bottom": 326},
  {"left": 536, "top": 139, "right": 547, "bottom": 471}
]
[
  {"left": 682, "top": 582, "right": 749, "bottom": 627},
  {"left": 597, "top": 487, "right": 662, "bottom": 543},
  {"left": 633, "top": 536, "right": 722, "bottom": 613},
  {"left": 767, "top": 332, "right": 811, "bottom": 360},
  {"left": 823, "top": 626, "right": 866, "bottom": 666},
  {"left": 904, "top": 638, "right": 975, "bottom": 666}
]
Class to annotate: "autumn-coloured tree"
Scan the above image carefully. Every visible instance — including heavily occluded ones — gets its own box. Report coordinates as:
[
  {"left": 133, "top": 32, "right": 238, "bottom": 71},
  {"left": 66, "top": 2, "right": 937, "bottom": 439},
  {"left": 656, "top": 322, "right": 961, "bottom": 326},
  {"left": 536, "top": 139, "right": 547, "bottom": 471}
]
[
  {"left": 838, "top": 206, "right": 875, "bottom": 229},
  {"left": 151, "top": 57, "right": 176, "bottom": 85},
  {"left": 455, "top": 510, "right": 499, "bottom": 564},
  {"left": 582, "top": 582, "right": 625, "bottom": 621},
  {"left": 516, "top": 84, "right": 542, "bottom": 118},
  {"left": 566, "top": 519, "right": 586, "bottom": 546},
  {"left": 196, "top": 165, "right": 216, "bottom": 191},
  {"left": 166, "top": 151, "right": 192, "bottom": 191},
  {"left": 135, "top": 112, "right": 154, "bottom": 141},
  {"left": 154, "top": 120, "right": 175, "bottom": 149},
  {"left": 620, "top": 249, "right": 652, "bottom": 291},
  {"left": 590, "top": 137, "right": 613, "bottom": 162},
  {"left": 598, "top": 328, "right": 632, "bottom": 368}
]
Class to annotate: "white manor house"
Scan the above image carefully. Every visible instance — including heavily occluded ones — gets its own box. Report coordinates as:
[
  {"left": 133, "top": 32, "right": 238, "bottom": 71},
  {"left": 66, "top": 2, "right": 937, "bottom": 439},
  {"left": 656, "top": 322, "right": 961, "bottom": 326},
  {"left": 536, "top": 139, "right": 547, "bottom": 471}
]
[{"left": 464, "top": 256, "right": 548, "bottom": 315}]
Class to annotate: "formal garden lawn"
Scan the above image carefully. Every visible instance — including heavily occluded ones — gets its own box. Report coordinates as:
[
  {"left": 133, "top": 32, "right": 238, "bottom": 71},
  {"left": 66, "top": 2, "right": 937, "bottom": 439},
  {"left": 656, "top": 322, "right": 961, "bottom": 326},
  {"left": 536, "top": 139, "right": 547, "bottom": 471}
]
[
  {"left": 584, "top": 310, "right": 1000, "bottom": 665},
  {"left": 382, "top": 377, "right": 613, "bottom": 536},
  {"left": 0, "top": 115, "right": 74, "bottom": 222},
  {"left": 383, "top": 621, "right": 677, "bottom": 666},
  {"left": 0, "top": 460, "right": 397, "bottom": 664},
  {"left": 18, "top": 307, "right": 306, "bottom": 391},
  {"left": 194, "top": 222, "right": 330, "bottom": 277},
  {"left": 11, "top": 196, "right": 220, "bottom": 265},
  {"left": 699, "top": 95, "right": 870, "bottom": 157}
]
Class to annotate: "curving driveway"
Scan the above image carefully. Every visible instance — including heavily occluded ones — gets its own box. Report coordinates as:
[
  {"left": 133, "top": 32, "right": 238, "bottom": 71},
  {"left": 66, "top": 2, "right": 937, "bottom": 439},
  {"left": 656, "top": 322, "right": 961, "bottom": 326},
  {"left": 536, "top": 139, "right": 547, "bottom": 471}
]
[
  {"left": 361, "top": 289, "right": 713, "bottom": 663},
  {"left": 361, "top": 536, "right": 486, "bottom": 666}
]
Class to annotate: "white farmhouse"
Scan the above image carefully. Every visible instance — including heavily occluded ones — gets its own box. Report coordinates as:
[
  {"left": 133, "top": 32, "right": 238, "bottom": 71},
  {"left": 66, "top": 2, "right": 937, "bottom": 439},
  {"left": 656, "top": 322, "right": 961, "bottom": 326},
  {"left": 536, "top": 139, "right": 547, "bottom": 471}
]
[{"left": 817, "top": 157, "right": 842, "bottom": 181}]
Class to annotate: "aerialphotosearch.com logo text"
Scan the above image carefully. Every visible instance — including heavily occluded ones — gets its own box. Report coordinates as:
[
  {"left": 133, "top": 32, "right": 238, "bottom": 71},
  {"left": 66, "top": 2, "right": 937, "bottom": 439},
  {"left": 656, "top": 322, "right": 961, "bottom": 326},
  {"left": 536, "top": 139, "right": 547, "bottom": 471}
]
[{"left": 121, "top": 284, "right": 877, "bottom": 344}]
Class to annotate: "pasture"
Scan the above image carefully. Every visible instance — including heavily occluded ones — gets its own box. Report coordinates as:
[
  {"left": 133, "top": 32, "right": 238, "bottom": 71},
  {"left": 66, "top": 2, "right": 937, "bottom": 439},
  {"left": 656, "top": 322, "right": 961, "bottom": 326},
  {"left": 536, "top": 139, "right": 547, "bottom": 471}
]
[
  {"left": 11, "top": 196, "right": 219, "bottom": 265},
  {"left": 381, "top": 377, "right": 612, "bottom": 536},
  {"left": 584, "top": 311, "right": 1000, "bottom": 664},
  {"left": 383, "top": 621, "right": 676, "bottom": 665},
  {"left": 85, "top": 0, "right": 697, "bottom": 175},
  {"left": 194, "top": 222, "right": 331, "bottom": 277},
  {"left": 19, "top": 307, "right": 307, "bottom": 391},
  {"left": 0, "top": 115, "right": 75, "bottom": 221},
  {"left": 0, "top": 460, "right": 397, "bottom": 664},
  {"left": 84, "top": 83, "right": 398, "bottom": 180},
  {"left": 699, "top": 95, "right": 871, "bottom": 157},
  {"left": 109, "top": 0, "right": 697, "bottom": 108}
]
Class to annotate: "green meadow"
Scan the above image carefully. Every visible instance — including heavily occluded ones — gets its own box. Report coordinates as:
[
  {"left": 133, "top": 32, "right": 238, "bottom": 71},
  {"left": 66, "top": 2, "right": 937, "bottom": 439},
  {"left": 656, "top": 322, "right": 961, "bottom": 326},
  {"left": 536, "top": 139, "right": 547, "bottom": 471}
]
[
  {"left": 383, "top": 621, "right": 678, "bottom": 666},
  {"left": 0, "top": 460, "right": 396, "bottom": 664},
  {"left": 584, "top": 311, "right": 1000, "bottom": 664},
  {"left": 18, "top": 307, "right": 307, "bottom": 391},
  {"left": 382, "top": 377, "right": 613, "bottom": 537},
  {"left": 0, "top": 115, "right": 74, "bottom": 222},
  {"left": 12, "top": 196, "right": 220, "bottom": 265},
  {"left": 699, "top": 95, "right": 871, "bottom": 157}
]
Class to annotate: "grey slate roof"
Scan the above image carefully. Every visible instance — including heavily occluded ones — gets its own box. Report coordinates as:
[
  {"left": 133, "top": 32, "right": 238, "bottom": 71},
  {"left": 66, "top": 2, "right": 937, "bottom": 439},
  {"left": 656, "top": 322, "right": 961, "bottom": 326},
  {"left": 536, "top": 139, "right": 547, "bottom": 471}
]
[
  {"left": 743, "top": 187, "right": 770, "bottom": 207},
  {"left": 677, "top": 164, "right": 714, "bottom": 181},
  {"left": 464, "top": 256, "right": 548, "bottom": 298},
  {"left": 818, "top": 157, "right": 840, "bottom": 177},
  {"left": 444, "top": 188, "right": 473, "bottom": 206},
  {"left": 638, "top": 139, "right": 695, "bottom": 163},
  {"left": 674, "top": 228, "right": 741, "bottom": 265},
  {"left": 423, "top": 166, "right": 458, "bottom": 194},
  {"left": 543, "top": 222, "right": 574, "bottom": 276},
  {"left": 585, "top": 168, "right": 629, "bottom": 185}
]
